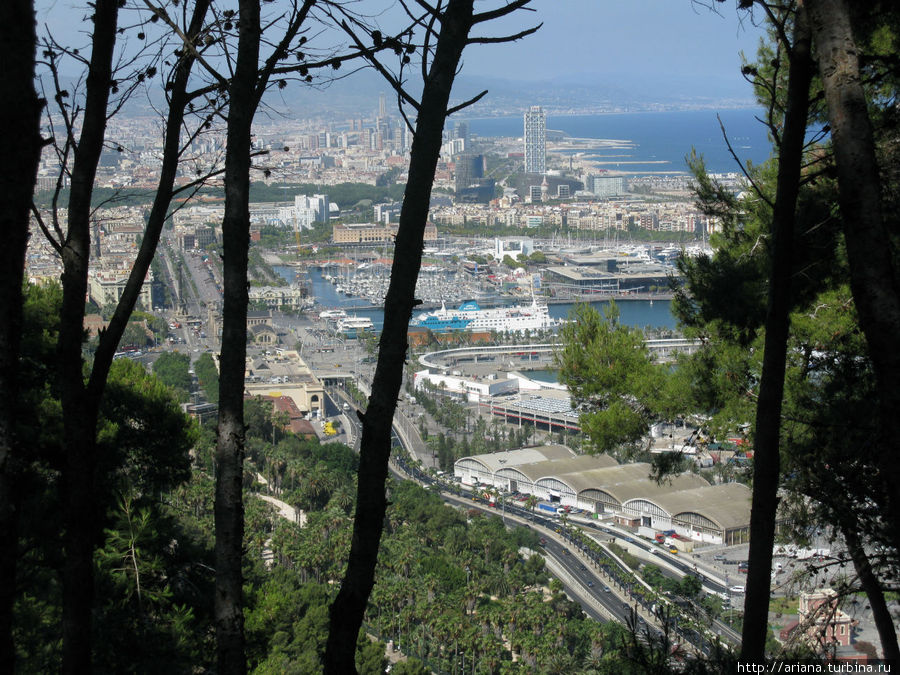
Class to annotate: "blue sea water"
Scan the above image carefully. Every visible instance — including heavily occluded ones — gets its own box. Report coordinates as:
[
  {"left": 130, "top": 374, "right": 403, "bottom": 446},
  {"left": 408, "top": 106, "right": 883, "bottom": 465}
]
[{"left": 463, "top": 108, "right": 771, "bottom": 174}]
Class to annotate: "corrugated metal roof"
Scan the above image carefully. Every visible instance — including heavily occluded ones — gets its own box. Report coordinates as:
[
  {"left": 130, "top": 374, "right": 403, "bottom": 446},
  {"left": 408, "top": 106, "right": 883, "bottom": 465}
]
[
  {"left": 460, "top": 444, "right": 575, "bottom": 473},
  {"left": 650, "top": 483, "right": 752, "bottom": 531}
]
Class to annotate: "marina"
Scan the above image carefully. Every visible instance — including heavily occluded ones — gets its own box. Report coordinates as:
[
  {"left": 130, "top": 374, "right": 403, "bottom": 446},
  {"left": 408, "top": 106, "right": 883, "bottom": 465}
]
[{"left": 274, "top": 264, "right": 677, "bottom": 333}]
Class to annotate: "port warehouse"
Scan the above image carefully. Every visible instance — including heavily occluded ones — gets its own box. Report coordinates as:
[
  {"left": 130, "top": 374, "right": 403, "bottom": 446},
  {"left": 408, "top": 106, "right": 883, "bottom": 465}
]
[
  {"left": 414, "top": 371, "right": 583, "bottom": 434},
  {"left": 454, "top": 445, "right": 751, "bottom": 546}
]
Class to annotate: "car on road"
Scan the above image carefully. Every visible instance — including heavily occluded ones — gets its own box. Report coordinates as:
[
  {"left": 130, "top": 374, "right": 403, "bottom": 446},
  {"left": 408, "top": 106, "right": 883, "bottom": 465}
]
[
  {"left": 713, "top": 554, "right": 726, "bottom": 561},
  {"left": 729, "top": 585, "right": 745, "bottom": 594},
  {"left": 668, "top": 546, "right": 679, "bottom": 554}
]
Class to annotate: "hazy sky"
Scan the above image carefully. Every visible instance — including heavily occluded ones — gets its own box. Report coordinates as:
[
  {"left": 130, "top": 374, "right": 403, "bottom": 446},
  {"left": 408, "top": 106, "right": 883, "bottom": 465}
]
[
  {"left": 458, "top": 1, "right": 765, "bottom": 85},
  {"left": 33, "top": 0, "right": 765, "bottom": 97}
]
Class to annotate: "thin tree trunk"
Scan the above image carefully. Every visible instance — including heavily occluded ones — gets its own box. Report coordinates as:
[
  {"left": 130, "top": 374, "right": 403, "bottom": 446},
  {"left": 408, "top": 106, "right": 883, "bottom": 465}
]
[
  {"left": 0, "top": 1, "right": 43, "bottom": 668},
  {"left": 843, "top": 527, "right": 900, "bottom": 660},
  {"left": 740, "top": 4, "right": 813, "bottom": 662},
  {"left": 808, "top": 0, "right": 900, "bottom": 555},
  {"left": 215, "top": 0, "right": 261, "bottom": 671},
  {"left": 88, "top": 0, "right": 211, "bottom": 398},
  {"left": 57, "top": 3, "right": 119, "bottom": 672},
  {"left": 324, "top": 2, "right": 477, "bottom": 671}
]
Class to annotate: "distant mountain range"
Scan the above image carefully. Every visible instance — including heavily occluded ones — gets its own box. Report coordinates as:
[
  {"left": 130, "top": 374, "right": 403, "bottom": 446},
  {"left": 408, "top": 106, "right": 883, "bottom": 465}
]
[
  {"left": 105, "top": 66, "right": 754, "bottom": 122},
  {"left": 260, "top": 68, "right": 756, "bottom": 118}
]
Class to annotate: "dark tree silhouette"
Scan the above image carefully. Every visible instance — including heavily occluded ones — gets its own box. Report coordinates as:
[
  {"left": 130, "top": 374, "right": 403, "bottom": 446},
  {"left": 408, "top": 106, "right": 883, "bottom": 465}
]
[
  {"left": 808, "top": 0, "right": 900, "bottom": 556},
  {"left": 214, "top": 1, "right": 263, "bottom": 671},
  {"left": 740, "top": 2, "right": 814, "bottom": 662},
  {"left": 34, "top": 2, "right": 214, "bottom": 669},
  {"left": 0, "top": 1, "right": 44, "bottom": 669},
  {"left": 323, "top": 2, "right": 539, "bottom": 671}
]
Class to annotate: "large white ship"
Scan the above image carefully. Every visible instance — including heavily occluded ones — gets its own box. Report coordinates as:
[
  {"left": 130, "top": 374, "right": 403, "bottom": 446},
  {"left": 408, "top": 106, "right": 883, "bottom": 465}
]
[
  {"left": 412, "top": 298, "right": 556, "bottom": 334},
  {"left": 336, "top": 315, "right": 374, "bottom": 337}
]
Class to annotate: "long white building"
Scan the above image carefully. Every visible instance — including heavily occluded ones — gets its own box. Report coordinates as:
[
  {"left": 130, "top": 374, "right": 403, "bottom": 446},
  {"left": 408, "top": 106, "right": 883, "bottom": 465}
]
[{"left": 455, "top": 445, "right": 751, "bottom": 545}]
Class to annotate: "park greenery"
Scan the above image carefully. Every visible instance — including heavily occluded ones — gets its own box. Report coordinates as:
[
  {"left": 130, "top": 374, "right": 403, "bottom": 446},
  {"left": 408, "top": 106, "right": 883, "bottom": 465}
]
[
  {"left": 12, "top": 285, "right": 670, "bottom": 671},
  {"left": 32, "top": 181, "right": 406, "bottom": 214}
]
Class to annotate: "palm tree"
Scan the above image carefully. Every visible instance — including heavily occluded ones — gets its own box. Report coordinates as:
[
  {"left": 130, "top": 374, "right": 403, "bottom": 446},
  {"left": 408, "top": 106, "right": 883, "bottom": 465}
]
[
  {"left": 524, "top": 494, "right": 539, "bottom": 519},
  {"left": 328, "top": 483, "right": 355, "bottom": 516}
]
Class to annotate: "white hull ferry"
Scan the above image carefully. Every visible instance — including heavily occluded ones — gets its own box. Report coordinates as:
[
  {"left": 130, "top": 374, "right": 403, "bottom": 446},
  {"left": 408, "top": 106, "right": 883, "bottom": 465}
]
[
  {"left": 412, "top": 297, "right": 555, "bottom": 334},
  {"left": 336, "top": 315, "right": 374, "bottom": 337}
]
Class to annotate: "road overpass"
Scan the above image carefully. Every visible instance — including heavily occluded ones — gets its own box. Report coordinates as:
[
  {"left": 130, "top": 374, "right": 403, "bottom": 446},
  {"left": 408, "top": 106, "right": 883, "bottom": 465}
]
[{"left": 418, "top": 339, "right": 701, "bottom": 371}]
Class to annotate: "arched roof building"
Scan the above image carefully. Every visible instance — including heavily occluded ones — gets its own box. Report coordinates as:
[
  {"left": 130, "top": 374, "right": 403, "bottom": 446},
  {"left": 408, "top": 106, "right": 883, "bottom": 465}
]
[{"left": 454, "top": 447, "right": 751, "bottom": 544}]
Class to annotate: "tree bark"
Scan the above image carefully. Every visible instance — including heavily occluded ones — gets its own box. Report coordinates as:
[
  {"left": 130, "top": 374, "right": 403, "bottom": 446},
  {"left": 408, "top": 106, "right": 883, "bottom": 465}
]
[
  {"left": 740, "top": 4, "right": 814, "bottom": 662},
  {"left": 808, "top": 0, "right": 900, "bottom": 555},
  {"left": 88, "top": 0, "right": 211, "bottom": 400},
  {"left": 0, "top": 0, "right": 43, "bottom": 669},
  {"left": 324, "top": 2, "right": 477, "bottom": 672},
  {"left": 843, "top": 527, "right": 900, "bottom": 660},
  {"left": 57, "top": 3, "right": 119, "bottom": 672},
  {"left": 215, "top": 1, "right": 260, "bottom": 672}
]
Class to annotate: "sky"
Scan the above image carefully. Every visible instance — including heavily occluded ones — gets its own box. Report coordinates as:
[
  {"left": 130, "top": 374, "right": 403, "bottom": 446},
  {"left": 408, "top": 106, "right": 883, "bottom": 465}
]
[
  {"left": 33, "top": 0, "right": 766, "bottom": 101},
  {"left": 455, "top": 0, "right": 765, "bottom": 92}
]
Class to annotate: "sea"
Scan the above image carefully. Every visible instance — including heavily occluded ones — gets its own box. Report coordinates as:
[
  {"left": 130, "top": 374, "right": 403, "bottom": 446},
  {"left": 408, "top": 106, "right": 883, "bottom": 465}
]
[{"left": 462, "top": 107, "right": 771, "bottom": 175}]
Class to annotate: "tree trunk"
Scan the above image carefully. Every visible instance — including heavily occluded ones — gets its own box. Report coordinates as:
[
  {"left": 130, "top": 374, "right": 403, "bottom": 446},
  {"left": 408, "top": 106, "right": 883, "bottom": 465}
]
[
  {"left": 740, "top": 4, "right": 813, "bottom": 662},
  {"left": 0, "top": 1, "right": 43, "bottom": 668},
  {"left": 843, "top": 527, "right": 900, "bottom": 660},
  {"left": 215, "top": 1, "right": 260, "bottom": 672},
  {"left": 57, "top": 3, "right": 119, "bottom": 672},
  {"left": 324, "top": 2, "right": 476, "bottom": 672},
  {"left": 87, "top": 0, "right": 211, "bottom": 399},
  {"left": 808, "top": 0, "right": 900, "bottom": 555}
]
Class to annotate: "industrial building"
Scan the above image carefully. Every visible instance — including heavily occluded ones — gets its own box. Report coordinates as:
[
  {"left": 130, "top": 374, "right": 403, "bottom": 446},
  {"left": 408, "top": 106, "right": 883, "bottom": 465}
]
[
  {"left": 488, "top": 390, "right": 582, "bottom": 434},
  {"left": 454, "top": 445, "right": 751, "bottom": 545}
]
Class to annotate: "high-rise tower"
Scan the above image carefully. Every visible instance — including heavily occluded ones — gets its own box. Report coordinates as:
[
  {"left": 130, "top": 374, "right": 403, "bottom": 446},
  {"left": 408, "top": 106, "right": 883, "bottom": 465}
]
[{"left": 523, "top": 105, "right": 546, "bottom": 174}]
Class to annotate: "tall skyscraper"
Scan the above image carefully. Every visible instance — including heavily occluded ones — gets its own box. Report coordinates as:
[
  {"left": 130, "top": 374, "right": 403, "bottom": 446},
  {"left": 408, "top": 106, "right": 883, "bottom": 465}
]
[
  {"left": 455, "top": 153, "right": 484, "bottom": 193},
  {"left": 455, "top": 121, "right": 469, "bottom": 144},
  {"left": 523, "top": 105, "right": 546, "bottom": 174}
]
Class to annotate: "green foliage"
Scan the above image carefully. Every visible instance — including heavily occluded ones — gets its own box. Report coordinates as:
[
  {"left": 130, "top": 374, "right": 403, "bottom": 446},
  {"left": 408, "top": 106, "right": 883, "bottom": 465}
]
[
  {"left": 557, "top": 302, "right": 669, "bottom": 456},
  {"left": 121, "top": 320, "right": 152, "bottom": 349},
  {"left": 152, "top": 351, "right": 192, "bottom": 402},
  {"left": 98, "top": 358, "right": 196, "bottom": 497},
  {"left": 248, "top": 181, "right": 405, "bottom": 208},
  {"left": 390, "top": 657, "right": 428, "bottom": 674},
  {"left": 502, "top": 253, "right": 524, "bottom": 269},
  {"left": 193, "top": 351, "right": 219, "bottom": 403},
  {"left": 245, "top": 572, "right": 332, "bottom": 671},
  {"left": 13, "top": 283, "right": 211, "bottom": 670}
]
